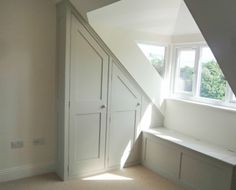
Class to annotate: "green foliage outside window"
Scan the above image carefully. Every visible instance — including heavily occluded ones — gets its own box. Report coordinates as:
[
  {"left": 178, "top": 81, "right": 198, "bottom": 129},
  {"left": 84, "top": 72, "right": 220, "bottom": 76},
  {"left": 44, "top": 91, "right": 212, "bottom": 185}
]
[
  {"left": 200, "top": 61, "right": 226, "bottom": 100},
  {"left": 149, "top": 53, "right": 165, "bottom": 77},
  {"left": 179, "top": 61, "right": 226, "bottom": 100},
  {"left": 180, "top": 66, "right": 193, "bottom": 92}
]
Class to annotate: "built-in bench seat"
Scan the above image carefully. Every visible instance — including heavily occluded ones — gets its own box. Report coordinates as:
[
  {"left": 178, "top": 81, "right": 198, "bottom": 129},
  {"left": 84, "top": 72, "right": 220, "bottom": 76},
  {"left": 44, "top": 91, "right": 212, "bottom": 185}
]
[{"left": 142, "top": 127, "right": 236, "bottom": 190}]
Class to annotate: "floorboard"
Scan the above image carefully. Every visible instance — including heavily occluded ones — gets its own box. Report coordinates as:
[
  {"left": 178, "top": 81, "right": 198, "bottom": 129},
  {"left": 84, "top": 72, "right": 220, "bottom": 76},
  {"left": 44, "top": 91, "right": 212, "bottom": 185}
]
[{"left": 0, "top": 165, "right": 185, "bottom": 190}]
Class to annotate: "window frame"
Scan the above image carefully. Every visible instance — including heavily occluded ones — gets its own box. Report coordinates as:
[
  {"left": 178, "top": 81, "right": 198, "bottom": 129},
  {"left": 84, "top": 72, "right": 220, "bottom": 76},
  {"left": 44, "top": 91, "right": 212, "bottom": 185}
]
[
  {"left": 228, "top": 84, "right": 236, "bottom": 103},
  {"left": 173, "top": 46, "right": 199, "bottom": 97},
  {"left": 171, "top": 43, "right": 236, "bottom": 108},
  {"left": 136, "top": 41, "right": 169, "bottom": 78}
]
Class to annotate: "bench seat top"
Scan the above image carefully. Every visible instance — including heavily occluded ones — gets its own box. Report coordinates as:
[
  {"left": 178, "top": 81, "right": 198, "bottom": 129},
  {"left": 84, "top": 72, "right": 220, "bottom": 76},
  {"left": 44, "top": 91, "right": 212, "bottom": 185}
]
[{"left": 143, "top": 127, "right": 236, "bottom": 166}]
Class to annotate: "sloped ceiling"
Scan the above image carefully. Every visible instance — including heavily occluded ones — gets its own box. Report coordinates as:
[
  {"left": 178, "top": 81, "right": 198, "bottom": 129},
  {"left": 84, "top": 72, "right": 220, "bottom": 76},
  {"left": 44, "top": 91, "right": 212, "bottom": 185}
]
[
  {"left": 70, "top": 0, "right": 120, "bottom": 12},
  {"left": 54, "top": 0, "right": 121, "bottom": 19},
  {"left": 184, "top": 0, "right": 236, "bottom": 93},
  {"left": 88, "top": 0, "right": 200, "bottom": 36}
]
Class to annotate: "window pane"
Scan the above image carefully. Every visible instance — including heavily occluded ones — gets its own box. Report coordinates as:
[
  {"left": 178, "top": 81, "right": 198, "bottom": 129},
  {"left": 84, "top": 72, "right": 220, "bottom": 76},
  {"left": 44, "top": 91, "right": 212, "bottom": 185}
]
[
  {"left": 199, "top": 47, "right": 226, "bottom": 100},
  {"left": 228, "top": 85, "right": 236, "bottom": 102},
  {"left": 175, "top": 49, "right": 195, "bottom": 93},
  {"left": 232, "top": 94, "right": 236, "bottom": 101},
  {"left": 138, "top": 43, "right": 166, "bottom": 77}
]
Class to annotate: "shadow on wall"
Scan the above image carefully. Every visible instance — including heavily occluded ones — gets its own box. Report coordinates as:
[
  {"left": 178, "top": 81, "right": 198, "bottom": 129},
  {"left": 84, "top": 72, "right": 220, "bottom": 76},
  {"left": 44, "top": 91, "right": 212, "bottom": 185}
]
[{"left": 117, "top": 102, "right": 164, "bottom": 169}]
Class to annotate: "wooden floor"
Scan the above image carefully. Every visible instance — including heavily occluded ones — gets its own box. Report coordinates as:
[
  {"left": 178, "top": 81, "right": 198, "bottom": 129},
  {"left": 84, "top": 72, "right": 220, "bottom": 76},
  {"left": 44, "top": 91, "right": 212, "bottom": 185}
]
[{"left": 0, "top": 165, "right": 185, "bottom": 190}]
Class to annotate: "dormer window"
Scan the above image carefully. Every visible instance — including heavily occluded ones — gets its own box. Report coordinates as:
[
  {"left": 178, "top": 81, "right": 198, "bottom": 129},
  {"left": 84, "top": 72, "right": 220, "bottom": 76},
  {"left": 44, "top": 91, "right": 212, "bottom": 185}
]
[{"left": 172, "top": 44, "right": 236, "bottom": 107}]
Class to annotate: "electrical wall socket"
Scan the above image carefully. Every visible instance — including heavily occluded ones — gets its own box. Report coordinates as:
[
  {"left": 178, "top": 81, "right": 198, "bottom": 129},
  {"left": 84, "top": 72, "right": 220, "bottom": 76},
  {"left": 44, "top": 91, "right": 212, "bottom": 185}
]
[
  {"left": 33, "top": 138, "right": 45, "bottom": 146},
  {"left": 11, "top": 141, "right": 24, "bottom": 149}
]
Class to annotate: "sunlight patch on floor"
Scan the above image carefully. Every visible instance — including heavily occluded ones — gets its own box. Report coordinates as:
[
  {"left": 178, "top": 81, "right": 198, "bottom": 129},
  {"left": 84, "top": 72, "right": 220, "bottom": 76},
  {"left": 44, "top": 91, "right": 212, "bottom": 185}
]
[
  {"left": 82, "top": 173, "right": 133, "bottom": 181},
  {"left": 120, "top": 140, "right": 132, "bottom": 169}
]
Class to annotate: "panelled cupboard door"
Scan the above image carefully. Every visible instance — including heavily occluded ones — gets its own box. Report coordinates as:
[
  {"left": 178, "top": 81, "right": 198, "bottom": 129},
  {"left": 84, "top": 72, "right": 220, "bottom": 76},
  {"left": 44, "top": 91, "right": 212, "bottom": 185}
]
[
  {"left": 108, "top": 63, "right": 141, "bottom": 168},
  {"left": 180, "top": 153, "right": 231, "bottom": 190},
  {"left": 69, "top": 15, "right": 109, "bottom": 177}
]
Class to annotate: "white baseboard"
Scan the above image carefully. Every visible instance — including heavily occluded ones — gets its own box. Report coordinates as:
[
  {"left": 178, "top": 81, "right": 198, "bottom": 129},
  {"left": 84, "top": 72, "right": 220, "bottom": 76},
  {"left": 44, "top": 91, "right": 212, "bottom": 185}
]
[
  {"left": 124, "top": 160, "right": 141, "bottom": 167},
  {"left": 0, "top": 162, "right": 56, "bottom": 183}
]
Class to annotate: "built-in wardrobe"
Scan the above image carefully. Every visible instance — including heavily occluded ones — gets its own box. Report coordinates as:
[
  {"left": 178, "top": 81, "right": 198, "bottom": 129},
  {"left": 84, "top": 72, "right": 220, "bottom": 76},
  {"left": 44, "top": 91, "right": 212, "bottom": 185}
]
[{"left": 56, "top": 1, "right": 149, "bottom": 180}]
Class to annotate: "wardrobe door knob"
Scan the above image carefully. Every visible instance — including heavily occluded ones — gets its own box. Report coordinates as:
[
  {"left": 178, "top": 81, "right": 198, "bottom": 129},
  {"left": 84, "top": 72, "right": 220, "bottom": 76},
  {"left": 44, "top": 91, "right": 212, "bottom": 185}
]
[
  {"left": 101, "top": 104, "right": 107, "bottom": 109},
  {"left": 137, "top": 102, "right": 141, "bottom": 107}
]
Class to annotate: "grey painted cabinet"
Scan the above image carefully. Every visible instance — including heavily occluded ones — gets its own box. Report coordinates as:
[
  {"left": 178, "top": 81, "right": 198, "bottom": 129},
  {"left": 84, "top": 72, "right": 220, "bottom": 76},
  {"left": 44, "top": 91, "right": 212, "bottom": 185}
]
[
  {"left": 180, "top": 152, "right": 232, "bottom": 190},
  {"left": 142, "top": 131, "right": 236, "bottom": 190},
  {"left": 56, "top": 1, "right": 142, "bottom": 180},
  {"left": 108, "top": 63, "right": 141, "bottom": 169},
  {"left": 143, "top": 137, "right": 181, "bottom": 180},
  {"left": 68, "top": 14, "right": 109, "bottom": 177}
]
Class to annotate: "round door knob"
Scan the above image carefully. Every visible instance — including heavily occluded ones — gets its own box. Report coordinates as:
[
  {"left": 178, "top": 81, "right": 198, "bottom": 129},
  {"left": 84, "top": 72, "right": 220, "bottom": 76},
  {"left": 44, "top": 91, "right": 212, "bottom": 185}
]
[
  {"left": 137, "top": 102, "right": 141, "bottom": 107},
  {"left": 101, "top": 104, "right": 107, "bottom": 109}
]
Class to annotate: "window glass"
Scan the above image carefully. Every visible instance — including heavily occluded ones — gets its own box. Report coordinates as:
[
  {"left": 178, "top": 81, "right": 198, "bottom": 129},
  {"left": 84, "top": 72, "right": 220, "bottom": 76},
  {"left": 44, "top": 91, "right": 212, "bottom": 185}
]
[
  {"left": 229, "top": 85, "right": 236, "bottom": 102},
  {"left": 199, "top": 47, "right": 226, "bottom": 100},
  {"left": 232, "top": 94, "right": 236, "bottom": 102},
  {"left": 175, "top": 49, "right": 196, "bottom": 93},
  {"left": 172, "top": 45, "right": 236, "bottom": 108},
  {"left": 138, "top": 43, "right": 166, "bottom": 77}
]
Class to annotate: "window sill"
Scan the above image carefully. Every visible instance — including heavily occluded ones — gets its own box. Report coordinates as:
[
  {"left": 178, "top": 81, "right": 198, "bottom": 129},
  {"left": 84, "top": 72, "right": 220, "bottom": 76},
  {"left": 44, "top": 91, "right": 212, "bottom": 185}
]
[{"left": 166, "top": 96, "right": 236, "bottom": 113}]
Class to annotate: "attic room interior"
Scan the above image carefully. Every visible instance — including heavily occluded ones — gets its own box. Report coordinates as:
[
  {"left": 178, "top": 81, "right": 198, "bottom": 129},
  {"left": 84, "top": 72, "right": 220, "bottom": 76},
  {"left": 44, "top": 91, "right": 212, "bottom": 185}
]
[{"left": 0, "top": 0, "right": 236, "bottom": 190}]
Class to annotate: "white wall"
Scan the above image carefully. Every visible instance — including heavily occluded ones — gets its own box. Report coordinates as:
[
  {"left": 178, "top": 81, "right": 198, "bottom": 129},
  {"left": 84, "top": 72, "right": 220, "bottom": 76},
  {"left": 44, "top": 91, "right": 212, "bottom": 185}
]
[
  {"left": 69, "top": 0, "right": 120, "bottom": 20},
  {"left": 86, "top": 0, "right": 203, "bottom": 112},
  {"left": 86, "top": 25, "right": 171, "bottom": 111},
  {"left": 171, "top": 33, "right": 205, "bottom": 44},
  {"left": 164, "top": 33, "right": 236, "bottom": 152},
  {"left": 164, "top": 99, "right": 236, "bottom": 152},
  {"left": 88, "top": 8, "right": 236, "bottom": 154},
  {"left": 0, "top": 0, "right": 56, "bottom": 180}
]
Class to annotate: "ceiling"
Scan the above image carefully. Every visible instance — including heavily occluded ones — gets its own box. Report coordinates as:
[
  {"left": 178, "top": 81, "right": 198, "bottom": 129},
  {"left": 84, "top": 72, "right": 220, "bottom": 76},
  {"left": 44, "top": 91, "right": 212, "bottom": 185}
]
[
  {"left": 69, "top": 0, "right": 120, "bottom": 14},
  {"left": 87, "top": 0, "right": 201, "bottom": 36},
  {"left": 54, "top": 0, "right": 120, "bottom": 19}
]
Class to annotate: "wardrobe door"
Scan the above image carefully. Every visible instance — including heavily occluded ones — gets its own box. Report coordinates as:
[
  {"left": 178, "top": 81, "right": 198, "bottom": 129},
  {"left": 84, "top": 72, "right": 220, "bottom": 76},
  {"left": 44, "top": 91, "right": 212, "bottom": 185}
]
[
  {"left": 69, "top": 15, "right": 108, "bottom": 177},
  {"left": 108, "top": 62, "right": 141, "bottom": 168}
]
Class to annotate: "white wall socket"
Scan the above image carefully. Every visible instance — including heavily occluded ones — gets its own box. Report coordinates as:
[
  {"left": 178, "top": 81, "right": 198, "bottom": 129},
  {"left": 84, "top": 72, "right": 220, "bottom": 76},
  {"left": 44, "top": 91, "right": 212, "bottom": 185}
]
[
  {"left": 11, "top": 141, "right": 24, "bottom": 149},
  {"left": 33, "top": 138, "right": 45, "bottom": 145}
]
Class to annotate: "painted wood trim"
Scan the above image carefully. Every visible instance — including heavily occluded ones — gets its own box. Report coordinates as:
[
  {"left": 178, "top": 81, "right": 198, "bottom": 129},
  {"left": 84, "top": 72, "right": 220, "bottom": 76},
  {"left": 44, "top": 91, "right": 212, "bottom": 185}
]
[
  {"left": 0, "top": 163, "right": 56, "bottom": 183},
  {"left": 56, "top": 1, "right": 72, "bottom": 180},
  {"left": 142, "top": 132, "right": 235, "bottom": 190},
  {"left": 61, "top": 0, "right": 159, "bottom": 109},
  {"left": 56, "top": 0, "right": 162, "bottom": 180}
]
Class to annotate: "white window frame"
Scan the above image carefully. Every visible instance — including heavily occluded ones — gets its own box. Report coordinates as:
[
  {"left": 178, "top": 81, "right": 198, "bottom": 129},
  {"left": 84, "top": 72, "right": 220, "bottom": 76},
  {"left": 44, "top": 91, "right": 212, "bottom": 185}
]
[
  {"left": 172, "top": 46, "right": 199, "bottom": 97},
  {"left": 136, "top": 41, "right": 169, "bottom": 79},
  {"left": 171, "top": 43, "right": 236, "bottom": 108},
  {"left": 228, "top": 84, "right": 236, "bottom": 104}
]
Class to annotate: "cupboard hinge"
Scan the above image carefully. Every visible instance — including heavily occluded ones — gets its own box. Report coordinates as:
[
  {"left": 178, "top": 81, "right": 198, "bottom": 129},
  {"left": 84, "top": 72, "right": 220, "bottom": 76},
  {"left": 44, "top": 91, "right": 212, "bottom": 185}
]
[
  {"left": 67, "top": 165, "right": 69, "bottom": 174},
  {"left": 68, "top": 101, "right": 70, "bottom": 108}
]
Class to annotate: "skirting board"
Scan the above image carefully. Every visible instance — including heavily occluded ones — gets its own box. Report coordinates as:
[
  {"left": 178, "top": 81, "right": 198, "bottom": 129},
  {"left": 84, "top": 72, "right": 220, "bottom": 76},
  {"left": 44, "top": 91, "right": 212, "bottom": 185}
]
[{"left": 0, "top": 162, "right": 56, "bottom": 183}]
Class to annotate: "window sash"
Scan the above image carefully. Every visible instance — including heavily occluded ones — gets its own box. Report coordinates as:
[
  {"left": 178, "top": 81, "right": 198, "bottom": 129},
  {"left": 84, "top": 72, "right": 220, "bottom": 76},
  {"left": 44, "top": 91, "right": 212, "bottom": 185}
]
[
  {"left": 171, "top": 44, "right": 236, "bottom": 108},
  {"left": 174, "top": 47, "right": 198, "bottom": 96},
  {"left": 137, "top": 42, "right": 167, "bottom": 78}
]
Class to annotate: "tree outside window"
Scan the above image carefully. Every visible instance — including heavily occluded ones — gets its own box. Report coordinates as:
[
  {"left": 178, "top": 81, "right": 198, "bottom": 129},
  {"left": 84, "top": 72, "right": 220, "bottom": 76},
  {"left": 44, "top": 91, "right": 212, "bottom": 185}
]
[
  {"left": 138, "top": 43, "right": 166, "bottom": 77},
  {"left": 175, "top": 49, "right": 195, "bottom": 93},
  {"left": 200, "top": 60, "right": 226, "bottom": 100},
  {"left": 199, "top": 47, "right": 226, "bottom": 100},
  {"left": 173, "top": 45, "right": 236, "bottom": 107}
]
